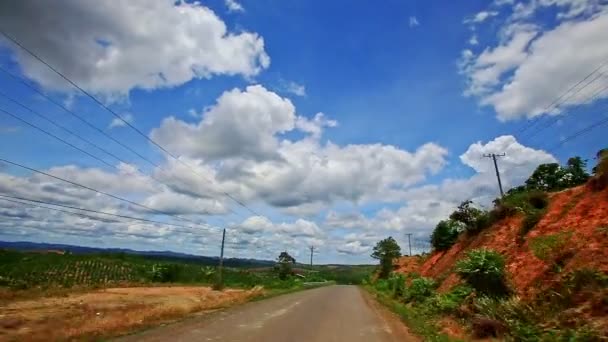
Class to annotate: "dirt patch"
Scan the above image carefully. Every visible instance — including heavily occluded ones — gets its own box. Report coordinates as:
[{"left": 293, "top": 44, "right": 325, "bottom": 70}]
[{"left": 0, "top": 286, "right": 262, "bottom": 341}]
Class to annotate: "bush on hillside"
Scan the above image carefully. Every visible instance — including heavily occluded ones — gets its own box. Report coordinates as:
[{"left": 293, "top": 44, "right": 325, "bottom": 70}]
[
  {"left": 404, "top": 276, "right": 437, "bottom": 302},
  {"left": 387, "top": 273, "right": 406, "bottom": 298},
  {"left": 427, "top": 284, "right": 473, "bottom": 314},
  {"left": 431, "top": 220, "right": 461, "bottom": 251},
  {"left": 456, "top": 248, "right": 511, "bottom": 297},
  {"left": 529, "top": 231, "right": 573, "bottom": 264},
  {"left": 518, "top": 209, "right": 546, "bottom": 242}
]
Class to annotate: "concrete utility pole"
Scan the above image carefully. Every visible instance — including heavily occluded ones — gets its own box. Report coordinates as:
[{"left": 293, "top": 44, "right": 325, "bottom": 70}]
[
  {"left": 484, "top": 153, "right": 506, "bottom": 197},
  {"left": 309, "top": 246, "right": 315, "bottom": 268},
  {"left": 405, "top": 233, "right": 412, "bottom": 256},
  {"left": 216, "top": 228, "right": 226, "bottom": 289}
]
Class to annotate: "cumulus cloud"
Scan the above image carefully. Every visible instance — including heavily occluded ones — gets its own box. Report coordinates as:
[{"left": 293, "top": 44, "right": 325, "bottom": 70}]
[
  {"left": 0, "top": 0, "right": 269, "bottom": 97},
  {"left": 151, "top": 85, "right": 296, "bottom": 161},
  {"left": 152, "top": 85, "right": 448, "bottom": 212},
  {"left": 460, "top": 0, "right": 608, "bottom": 120}
]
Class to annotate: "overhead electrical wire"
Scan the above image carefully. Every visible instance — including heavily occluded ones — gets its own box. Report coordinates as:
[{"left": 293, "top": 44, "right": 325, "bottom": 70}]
[
  {"left": 0, "top": 91, "right": 235, "bottom": 218},
  {"left": 0, "top": 157, "right": 208, "bottom": 228},
  {"left": 0, "top": 194, "right": 217, "bottom": 233},
  {"left": 0, "top": 30, "right": 261, "bottom": 218}
]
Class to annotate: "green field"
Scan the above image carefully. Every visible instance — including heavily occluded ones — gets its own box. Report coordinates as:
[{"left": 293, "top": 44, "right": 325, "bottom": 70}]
[{"left": 0, "top": 250, "right": 373, "bottom": 291}]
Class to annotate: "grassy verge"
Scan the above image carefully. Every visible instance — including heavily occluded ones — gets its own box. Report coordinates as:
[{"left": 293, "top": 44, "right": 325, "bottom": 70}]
[{"left": 363, "top": 285, "right": 460, "bottom": 342}]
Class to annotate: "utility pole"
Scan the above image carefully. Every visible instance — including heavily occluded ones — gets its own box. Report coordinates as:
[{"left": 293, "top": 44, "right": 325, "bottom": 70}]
[
  {"left": 216, "top": 228, "right": 226, "bottom": 290},
  {"left": 405, "top": 233, "right": 412, "bottom": 256},
  {"left": 309, "top": 246, "right": 315, "bottom": 268},
  {"left": 484, "top": 153, "right": 506, "bottom": 197}
]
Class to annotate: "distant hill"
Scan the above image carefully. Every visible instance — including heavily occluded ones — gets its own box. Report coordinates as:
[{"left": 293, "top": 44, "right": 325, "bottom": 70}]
[{"left": 0, "top": 241, "right": 275, "bottom": 268}]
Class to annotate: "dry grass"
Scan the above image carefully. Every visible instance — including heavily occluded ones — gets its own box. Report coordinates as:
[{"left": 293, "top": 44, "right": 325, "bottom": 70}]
[{"left": 0, "top": 286, "right": 263, "bottom": 341}]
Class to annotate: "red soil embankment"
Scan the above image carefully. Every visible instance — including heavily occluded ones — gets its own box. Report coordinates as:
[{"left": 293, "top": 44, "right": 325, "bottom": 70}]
[{"left": 396, "top": 185, "right": 608, "bottom": 298}]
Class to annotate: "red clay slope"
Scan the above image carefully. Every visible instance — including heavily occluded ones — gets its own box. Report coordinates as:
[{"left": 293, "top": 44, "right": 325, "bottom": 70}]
[{"left": 396, "top": 185, "right": 608, "bottom": 298}]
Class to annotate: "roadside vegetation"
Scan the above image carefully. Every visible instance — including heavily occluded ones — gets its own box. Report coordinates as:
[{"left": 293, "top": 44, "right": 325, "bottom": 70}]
[{"left": 366, "top": 150, "right": 608, "bottom": 341}]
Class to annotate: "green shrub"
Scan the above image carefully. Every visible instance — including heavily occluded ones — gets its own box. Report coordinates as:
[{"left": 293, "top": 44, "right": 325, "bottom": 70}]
[
  {"left": 518, "top": 209, "right": 546, "bottom": 240},
  {"left": 387, "top": 273, "right": 406, "bottom": 298},
  {"left": 529, "top": 231, "right": 572, "bottom": 263},
  {"left": 404, "top": 276, "right": 437, "bottom": 302},
  {"left": 374, "top": 279, "right": 390, "bottom": 292},
  {"left": 527, "top": 191, "right": 549, "bottom": 209},
  {"left": 473, "top": 296, "right": 541, "bottom": 340},
  {"left": 150, "top": 263, "right": 183, "bottom": 282},
  {"left": 430, "top": 220, "right": 461, "bottom": 251},
  {"left": 428, "top": 285, "right": 473, "bottom": 314},
  {"left": 456, "top": 248, "right": 510, "bottom": 297}
]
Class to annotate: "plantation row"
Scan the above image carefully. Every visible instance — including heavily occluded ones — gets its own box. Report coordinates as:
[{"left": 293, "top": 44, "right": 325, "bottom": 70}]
[
  {"left": 0, "top": 251, "right": 153, "bottom": 288},
  {"left": 0, "top": 250, "right": 346, "bottom": 290}
]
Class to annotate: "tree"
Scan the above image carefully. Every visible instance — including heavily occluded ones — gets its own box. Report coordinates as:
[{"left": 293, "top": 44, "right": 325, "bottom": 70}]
[
  {"left": 276, "top": 251, "right": 295, "bottom": 280},
  {"left": 525, "top": 163, "right": 563, "bottom": 191},
  {"left": 371, "top": 237, "right": 401, "bottom": 279},
  {"left": 431, "top": 220, "right": 461, "bottom": 251},
  {"left": 565, "top": 157, "right": 589, "bottom": 186},
  {"left": 450, "top": 200, "right": 484, "bottom": 229}
]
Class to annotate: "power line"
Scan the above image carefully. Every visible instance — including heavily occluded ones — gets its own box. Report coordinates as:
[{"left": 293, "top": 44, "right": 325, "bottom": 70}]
[
  {"left": 0, "top": 89, "right": 127, "bottom": 166},
  {"left": 0, "top": 31, "right": 260, "bottom": 218},
  {"left": 516, "top": 60, "right": 608, "bottom": 135},
  {"left": 0, "top": 194, "right": 215, "bottom": 233},
  {"left": 525, "top": 82, "right": 608, "bottom": 143},
  {"left": 547, "top": 111, "right": 608, "bottom": 153},
  {"left": 0, "top": 66, "right": 160, "bottom": 169},
  {"left": 0, "top": 157, "right": 208, "bottom": 227},
  {"left": 0, "top": 107, "right": 116, "bottom": 169},
  {"left": 0, "top": 91, "right": 233, "bottom": 218}
]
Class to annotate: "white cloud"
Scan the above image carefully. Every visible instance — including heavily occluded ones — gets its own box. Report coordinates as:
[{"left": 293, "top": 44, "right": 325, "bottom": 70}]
[
  {"left": 461, "top": 0, "right": 608, "bottom": 120},
  {"left": 409, "top": 16, "right": 420, "bottom": 27},
  {"left": 283, "top": 81, "right": 307, "bottom": 97},
  {"left": 152, "top": 85, "right": 296, "bottom": 161},
  {"left": 108, "top": 113, "right": 134, "bottom": 129},
  {"left": 465, "top": 11, "right": 499, "bottom": 24},
  {"left": 0, "top": 0, "right": 269, "bottom": 97},
  {"left": 469, "top": 35, "right": 479, "bottom": 45},
  {"left": 225, "top": 0, "right": 245, "bottom": 13}
]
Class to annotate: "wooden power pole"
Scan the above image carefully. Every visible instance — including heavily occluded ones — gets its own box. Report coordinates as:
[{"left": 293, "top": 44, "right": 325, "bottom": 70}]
[
  {"left": 309, "top": 246, "right": 315, "bottom": 268},
  {"left": 405, "top": 233, "right": 412, "bottom": 256},
  {"left": 216, "top": 228, "right": 226, "bottom": 290},
  {"left": 484, "top": 153, "right": 506, "bottom": 197}
]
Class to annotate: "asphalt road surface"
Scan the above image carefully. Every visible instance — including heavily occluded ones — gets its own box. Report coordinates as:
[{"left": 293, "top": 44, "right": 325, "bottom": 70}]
[{"left": 117, "top": 285, "right": 416, "bottom": 342}]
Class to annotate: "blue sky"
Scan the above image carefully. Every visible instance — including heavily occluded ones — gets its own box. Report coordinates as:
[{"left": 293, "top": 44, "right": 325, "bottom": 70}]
[{"left": 0, "top": 0, "right": 606, "bottom": 263}]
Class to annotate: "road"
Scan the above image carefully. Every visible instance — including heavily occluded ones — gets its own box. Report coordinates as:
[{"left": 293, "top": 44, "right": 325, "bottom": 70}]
[{"left": 116, "top": 285, "right": 416, "bottom": 342}]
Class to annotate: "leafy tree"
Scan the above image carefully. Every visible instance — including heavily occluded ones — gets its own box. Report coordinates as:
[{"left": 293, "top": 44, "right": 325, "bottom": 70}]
[
  {"left": 525, "top": 163, "right": 564, "bottom": 191},
  {"left": 564, "top": 157, "right": 589, "bottom": 186},
  {"left": 592, "top": 149, "right": 608, "bottom": 175},
  {"left": 450, "top": 200, "right": 484, "bottom": 228},
  {"left": 371, "top": 237, "right": 401, "bottom": 279},
  {"left": 431, "top": 220, "right": 461, "bottom": 251},
  {"left": 525, "top": 157, "right": 589, "bottom": 192},
  {"left": 276, "top": 251, "right": 295, "bottom": 280}
]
